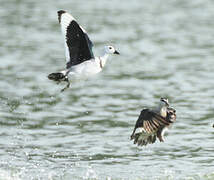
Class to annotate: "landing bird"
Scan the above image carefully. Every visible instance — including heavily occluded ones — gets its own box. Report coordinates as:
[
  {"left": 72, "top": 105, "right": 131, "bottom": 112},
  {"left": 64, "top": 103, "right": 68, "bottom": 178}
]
[
  {"left": 130, "top": 98, "right": 176, "bottom": 146},
  {"left": 48, "top": 10, "right": 120, "bottom": 91}
]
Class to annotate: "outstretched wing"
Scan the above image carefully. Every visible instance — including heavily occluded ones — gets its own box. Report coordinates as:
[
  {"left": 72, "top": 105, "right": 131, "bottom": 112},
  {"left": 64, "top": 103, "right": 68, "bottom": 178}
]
[
  {"left": 130, "top": 109, "right": 170, "bottom": 146},
  {"left": 58, "top": 10, "right": 94, "bottom": 68},
  {"left": 133, "top": 109, "right": 170, "bottom": 134}
]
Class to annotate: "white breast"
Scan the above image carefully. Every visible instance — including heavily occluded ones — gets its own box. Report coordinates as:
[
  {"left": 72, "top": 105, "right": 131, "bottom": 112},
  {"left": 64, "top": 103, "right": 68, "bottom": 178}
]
[{"left": 68, "top": 58, "right": 102, "bottom": 79}]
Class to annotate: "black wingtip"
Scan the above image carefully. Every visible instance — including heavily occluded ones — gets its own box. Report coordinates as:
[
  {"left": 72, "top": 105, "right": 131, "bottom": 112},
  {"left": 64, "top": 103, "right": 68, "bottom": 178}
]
[{"left": 57, "top": 10, "right": 66, "bottom": 23}]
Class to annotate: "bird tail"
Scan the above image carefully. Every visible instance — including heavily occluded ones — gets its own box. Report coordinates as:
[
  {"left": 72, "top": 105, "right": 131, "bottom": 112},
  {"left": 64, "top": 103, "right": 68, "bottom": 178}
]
[{"left": 48, "top": 71, "right": 66, "bottom": 82}]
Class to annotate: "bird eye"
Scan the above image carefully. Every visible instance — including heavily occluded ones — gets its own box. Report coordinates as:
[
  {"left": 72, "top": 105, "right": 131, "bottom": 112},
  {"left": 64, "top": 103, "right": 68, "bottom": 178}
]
[{"left": 109, "top": 47, "right": 112, "bottom": 49}]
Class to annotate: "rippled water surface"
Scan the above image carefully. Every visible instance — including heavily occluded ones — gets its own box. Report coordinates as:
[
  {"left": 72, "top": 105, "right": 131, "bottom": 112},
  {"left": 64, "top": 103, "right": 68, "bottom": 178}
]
[{"left": 1, "top": 0, "right": 214, "bottom": 179}]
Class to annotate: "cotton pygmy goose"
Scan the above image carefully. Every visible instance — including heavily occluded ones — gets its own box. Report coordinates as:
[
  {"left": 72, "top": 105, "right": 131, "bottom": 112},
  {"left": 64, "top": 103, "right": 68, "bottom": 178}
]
[
  {"left": 48, "top": 10, "right": 120, "bottom": 92},
  {"left": 130, "top": 98, "right": 176, "bottom": 146}
]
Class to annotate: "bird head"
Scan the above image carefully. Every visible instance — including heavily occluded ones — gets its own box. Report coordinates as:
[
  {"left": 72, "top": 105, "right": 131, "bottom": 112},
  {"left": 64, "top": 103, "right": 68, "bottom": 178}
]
[
  {"left": 160, "top": 97, "right": 169, "bottom": 107},
  {"left": 104, "top": 46, "right": 120, "bottom": 55}
]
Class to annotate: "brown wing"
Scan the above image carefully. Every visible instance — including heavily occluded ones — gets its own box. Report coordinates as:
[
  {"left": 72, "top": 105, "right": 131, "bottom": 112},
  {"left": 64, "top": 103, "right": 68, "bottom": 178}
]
[
  {"left": 133, "top": 109, "right": 170, "bottom": 134},
  {"left": 131, "top": 107, "right": 176, "bottom": 146}
]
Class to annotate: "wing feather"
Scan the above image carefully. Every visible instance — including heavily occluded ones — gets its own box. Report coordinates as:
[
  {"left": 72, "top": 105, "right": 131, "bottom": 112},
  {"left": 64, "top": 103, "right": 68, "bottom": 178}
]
[
  {"left": 143, "top": 121, "right": 150, "bottom": 133},
  {"left": 153, "top": 113, "right": 170, "bottom": 125},
  {"left": 131, "top": 109, "right": 169, "bottom": 140},
  {"left": 131, "top": 106, "right": 177, "bottom": 146},
  {"left": 149, "top": 118, "right": 160, "bottom": 130},
  {"left": 147, "top": 120, "right": 156, "bottom": 132},
  {"left": 57, "top": 10, "right": 94, "bottom": 68}
]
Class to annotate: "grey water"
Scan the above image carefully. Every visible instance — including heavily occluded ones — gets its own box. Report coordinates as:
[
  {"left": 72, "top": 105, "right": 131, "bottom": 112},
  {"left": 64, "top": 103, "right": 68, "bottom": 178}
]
[{"left": 0, "top": 0, "right": 214, "bottom": 179}]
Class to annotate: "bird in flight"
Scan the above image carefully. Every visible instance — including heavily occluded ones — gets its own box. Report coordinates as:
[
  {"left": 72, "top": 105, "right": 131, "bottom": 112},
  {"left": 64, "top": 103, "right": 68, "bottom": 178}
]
[
  {"left": 130, "top": 98, "right": 176, "bottom": 146},
  {"left": 48, "top": 10, "right": 120, "bottom": 92}
]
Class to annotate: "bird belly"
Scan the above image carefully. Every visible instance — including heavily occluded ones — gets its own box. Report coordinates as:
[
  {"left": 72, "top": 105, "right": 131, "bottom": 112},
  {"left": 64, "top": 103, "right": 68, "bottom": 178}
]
[{"left": 68, "top": 61, "right": 102, "bottom": 80}]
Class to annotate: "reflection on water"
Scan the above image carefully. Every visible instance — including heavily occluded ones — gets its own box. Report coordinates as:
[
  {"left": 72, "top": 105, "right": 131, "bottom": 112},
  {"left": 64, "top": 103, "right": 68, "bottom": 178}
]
[{"left": 0, "top": 0, "right": 214, "bottom": 179}]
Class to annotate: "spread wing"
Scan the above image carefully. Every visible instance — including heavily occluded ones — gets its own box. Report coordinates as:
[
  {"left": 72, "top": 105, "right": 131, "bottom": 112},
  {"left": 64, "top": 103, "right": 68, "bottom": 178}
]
[
  {"left": 130, "top": 109, "right": 171, "bottom": 146},
  {"left": 58, "top": 10, "right": 94, "bottom": 68},
  {"left": 133, "top": 109, "right": 170, "bottom": 134}
]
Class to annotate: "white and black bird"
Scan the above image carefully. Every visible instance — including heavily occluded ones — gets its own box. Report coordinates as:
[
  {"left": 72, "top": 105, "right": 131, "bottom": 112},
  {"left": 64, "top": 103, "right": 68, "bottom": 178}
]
[
  {"left": 130, "top": 98, "right": 176, "bottom": 146},
  {"left": 48, "top": 10, "right": 120, "bottom": 91}
]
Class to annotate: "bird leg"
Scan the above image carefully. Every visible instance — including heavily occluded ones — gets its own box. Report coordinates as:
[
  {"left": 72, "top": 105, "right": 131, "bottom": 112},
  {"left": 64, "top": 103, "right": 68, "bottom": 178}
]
[
  {"left": 61, "top": 77, "right": 70, "bottom": 92},
  {"left": 157, "top": 128, "right": 165, "bottom": 142}
]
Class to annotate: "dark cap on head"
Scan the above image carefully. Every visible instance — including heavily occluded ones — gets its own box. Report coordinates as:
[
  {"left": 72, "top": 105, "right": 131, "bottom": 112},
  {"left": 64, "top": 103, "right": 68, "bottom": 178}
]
[{"left": 160, "top": 97, "right": 169, "bottom": 106}]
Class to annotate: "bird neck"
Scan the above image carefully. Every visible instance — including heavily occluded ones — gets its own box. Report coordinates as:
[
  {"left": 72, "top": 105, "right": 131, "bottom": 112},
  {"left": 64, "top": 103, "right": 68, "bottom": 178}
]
[
  {"left": 155, "top": 105, "right": 167, "bottom": 117},
  {"left": 99, "top": 52, "right": 109, "bottom": 67}
]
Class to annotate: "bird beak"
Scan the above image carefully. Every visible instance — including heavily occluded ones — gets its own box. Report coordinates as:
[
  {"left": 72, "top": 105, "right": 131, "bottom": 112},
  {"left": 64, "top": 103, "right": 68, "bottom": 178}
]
[{"left": 114, "top": 50, "right": 120, "bottom": 55}]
